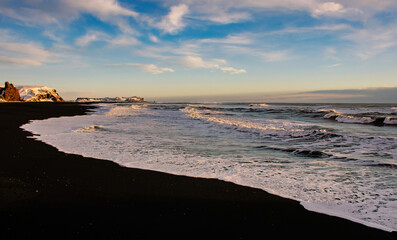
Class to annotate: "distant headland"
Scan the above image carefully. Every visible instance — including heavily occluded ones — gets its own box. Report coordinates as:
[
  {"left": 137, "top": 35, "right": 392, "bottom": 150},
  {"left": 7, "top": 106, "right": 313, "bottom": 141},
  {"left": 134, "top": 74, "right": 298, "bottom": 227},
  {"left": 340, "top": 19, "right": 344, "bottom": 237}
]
[
  {"left": 76, "top": 96, "right": 144, "bottom": 103},
  {"left": 0, "top": 82, "right": 144, "bottom": 103}
]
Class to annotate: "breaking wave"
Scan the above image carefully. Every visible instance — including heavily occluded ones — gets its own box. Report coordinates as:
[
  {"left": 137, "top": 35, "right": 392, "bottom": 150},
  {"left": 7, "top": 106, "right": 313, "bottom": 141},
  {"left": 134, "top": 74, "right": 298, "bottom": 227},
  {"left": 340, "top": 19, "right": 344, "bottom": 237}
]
[
  {"left": 181, "top": 106, "right": 313, "bottom": 137},
  {"left": 249, "top": 103, "right": 271, "bottom": 107},
  {"left": 74, "top": 125, "right": 106, "bottom": 133},
  {"left": 105, "top": 104, "right": 148, "bottom": 117},
  {"left": 322, "top": 109, "right": 397, "bottom": 126},
  {"left": 385, "top": 117, "right": 397, "bottom": 125},
  {"left": 181, "top": 104, "right": 397, "bottom": 162}
]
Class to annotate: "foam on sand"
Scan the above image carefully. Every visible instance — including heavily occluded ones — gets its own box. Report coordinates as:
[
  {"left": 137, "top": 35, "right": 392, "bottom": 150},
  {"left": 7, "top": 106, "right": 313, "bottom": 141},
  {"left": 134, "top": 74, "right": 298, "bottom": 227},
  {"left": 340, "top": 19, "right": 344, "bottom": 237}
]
[{"left": 301, "top": 202, "right": 395, "bottom": 232}]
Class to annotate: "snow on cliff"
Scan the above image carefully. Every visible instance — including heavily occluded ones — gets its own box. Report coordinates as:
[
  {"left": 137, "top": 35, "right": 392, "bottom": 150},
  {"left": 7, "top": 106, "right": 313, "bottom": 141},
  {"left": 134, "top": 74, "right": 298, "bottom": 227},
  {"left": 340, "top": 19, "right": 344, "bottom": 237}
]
[{"left": 16, "top": 86, "right": 64, "bottom": 102}]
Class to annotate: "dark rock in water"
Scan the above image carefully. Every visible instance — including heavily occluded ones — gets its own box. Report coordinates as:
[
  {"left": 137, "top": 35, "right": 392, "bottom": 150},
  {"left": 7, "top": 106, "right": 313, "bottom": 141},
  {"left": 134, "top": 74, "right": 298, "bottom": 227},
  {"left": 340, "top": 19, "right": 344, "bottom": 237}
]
[
  {"left": 0, "top": 82, "right": 23, "bottom": 102},
  {"left": 293, "top": 149, "right": 330, "bottom": 158},
  {"left": 373, "top": 117, "right": 385, "bottom": 126}
]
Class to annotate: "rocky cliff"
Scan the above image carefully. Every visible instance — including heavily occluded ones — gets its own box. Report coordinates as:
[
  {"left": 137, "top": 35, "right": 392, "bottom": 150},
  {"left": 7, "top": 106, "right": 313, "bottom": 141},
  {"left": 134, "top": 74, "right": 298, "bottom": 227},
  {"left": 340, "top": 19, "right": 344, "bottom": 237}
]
[
  {"left": 0, "top": 82, "right": 23, "bottom": 101},
  {"left": 18, "top": 86, "right": 64, "bottom": 102},
  {"left": 0, "top": 82, "right": 64, "bottom": 102}
]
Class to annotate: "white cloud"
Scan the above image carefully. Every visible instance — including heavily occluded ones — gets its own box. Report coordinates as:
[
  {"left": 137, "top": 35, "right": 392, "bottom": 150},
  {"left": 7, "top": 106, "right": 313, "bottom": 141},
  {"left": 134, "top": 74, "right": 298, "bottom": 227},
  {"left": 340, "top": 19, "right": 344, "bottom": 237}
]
[
  {"left": 0, "top": 56, "right": 42, "bottom": 66},
  {"left": 312, "top": 2, "right": 346, "bottom": 17},
  {"left": 180, "top": 56, "right": 223, "bottom": 68},
  {"left": 149, "top": 34, "right": 159, "bottom": 43},
  {"left": 134, "top": 42, "right": 202, "bottom": 61},
  {"left": 212, "top": 59, "right": 227, "bottom": 65},
  {"left": 112, "top": 18, "right": 139, "bottom": 35},
  {"left": 128, "top": 63, "right": 174, "bottom": 74},
  {"left": 179, "top": 56, "right": 246, "bottom": 74},
  {"left": 0, "top": 41, "right": 54, "bottom": 66},
  {"left": 63, "top": 0, "right": 138, "bottom": 19},
  {"left": 212, "top": 43, "right": 295, "bottom": 63},
  {"left": 329, "top": 0, "right": 396, "bottom": 18},
  {"left": 268, "top": 24, "right": 352, "bottom": 35},
  {"left": 75, "top": 30, "right": 142, "bottom": 47},
  {"left": 343, "top": 23, "right": 397, "bottom": 59},
  {"left": 0, "top": 29, "right": 88, "bottom": 68},
  {"left": 108, "top": 35, "right": 140, "bottom": 46},
  {"left": 70, "top": 1, "right": 139, "bottom": 35},
  {"left": 43, "top": 30, "right": 63, "bottom": 42},
  {"left": 220, "top": 67, "right": 246, "bottom": 74},
  {"left": 327, "top": 63, "right": 342, "bottom": 68},
  {"left": 261, "top": 50, "right": 292, "bottom": 62},
  {"left": 75, "top": 31, "right": 108, "bottom": 47},
  {"left": 157, "top": 4, "right": 189, "bottom": 34},
  {"left": 199, "top": 34, "right": 253, "bottom": 45},
  {"left": 160, "top": 0, "right": 396, "bottom": 24},
  {"left": 181, "top": 56, "right": 208, "bottom": 68},
  {"left": 0, "top": 0, "right": 139, "bottom": 34},
  {"left": 0, "top": 6, "right": 60, "bottom": 25},
  {"left": 204, "top": 11, "right": 251, "bottom": 24}
]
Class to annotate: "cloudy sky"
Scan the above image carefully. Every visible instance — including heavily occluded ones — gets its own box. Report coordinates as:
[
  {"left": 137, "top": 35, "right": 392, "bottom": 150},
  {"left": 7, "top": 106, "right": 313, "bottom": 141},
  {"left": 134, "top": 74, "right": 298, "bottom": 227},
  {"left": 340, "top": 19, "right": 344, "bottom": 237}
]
[{"left": 0, "top": 0, "right": 396, "bottom": 102}]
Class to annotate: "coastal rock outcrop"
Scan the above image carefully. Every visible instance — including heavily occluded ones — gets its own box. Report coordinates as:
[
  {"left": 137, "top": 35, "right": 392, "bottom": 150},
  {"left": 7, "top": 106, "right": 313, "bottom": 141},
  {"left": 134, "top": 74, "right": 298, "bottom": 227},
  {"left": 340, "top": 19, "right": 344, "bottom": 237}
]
[
  {"left": 0, "top": 82, "right": 23, "bottom": 101},
  {"left": 18, "top": 86, "right": 64, "bottom": 102},
  {"left": 0, "top": 82, "right": 65, "bottom": 102}
]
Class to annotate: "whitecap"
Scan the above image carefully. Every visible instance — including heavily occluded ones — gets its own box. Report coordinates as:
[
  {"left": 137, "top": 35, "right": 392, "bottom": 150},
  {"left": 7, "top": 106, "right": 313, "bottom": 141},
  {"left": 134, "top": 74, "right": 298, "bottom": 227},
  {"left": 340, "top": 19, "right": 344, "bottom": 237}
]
[
  {"left": 250, "top": 103, "right": 271, "bottom": 107},
  {"left": 335, "top": 115, "right": 374, "bottom": 124},
  {"left": 74, "top": 125, "right": 106, "bottom": 133},
  {"left": 384, "top": 117, "right": 397, "bottom": 125},
  {"left": 105, "top": 104, "right": 147, "bottom": 116}
]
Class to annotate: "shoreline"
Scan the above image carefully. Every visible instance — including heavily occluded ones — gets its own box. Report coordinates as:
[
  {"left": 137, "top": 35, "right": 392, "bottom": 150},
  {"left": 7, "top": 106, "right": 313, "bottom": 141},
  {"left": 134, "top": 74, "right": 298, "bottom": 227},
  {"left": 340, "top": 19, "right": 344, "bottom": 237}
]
[{"left": 0, "top": 102, "right": 395, "bottom": 239}]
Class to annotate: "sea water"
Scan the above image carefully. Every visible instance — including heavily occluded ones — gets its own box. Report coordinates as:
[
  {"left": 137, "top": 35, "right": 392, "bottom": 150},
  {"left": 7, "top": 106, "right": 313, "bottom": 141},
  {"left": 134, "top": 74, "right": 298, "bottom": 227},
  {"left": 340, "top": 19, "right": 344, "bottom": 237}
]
[{"left": 21, "top": 103, "right": 397, "bottom": 231}]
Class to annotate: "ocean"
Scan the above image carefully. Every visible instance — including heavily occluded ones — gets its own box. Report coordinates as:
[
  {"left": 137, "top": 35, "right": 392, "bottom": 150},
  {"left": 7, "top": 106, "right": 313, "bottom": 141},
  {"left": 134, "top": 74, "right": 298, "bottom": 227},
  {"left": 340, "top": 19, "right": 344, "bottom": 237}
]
[{"left": 22, "top": 102, "right": 397, "bottom": 231}]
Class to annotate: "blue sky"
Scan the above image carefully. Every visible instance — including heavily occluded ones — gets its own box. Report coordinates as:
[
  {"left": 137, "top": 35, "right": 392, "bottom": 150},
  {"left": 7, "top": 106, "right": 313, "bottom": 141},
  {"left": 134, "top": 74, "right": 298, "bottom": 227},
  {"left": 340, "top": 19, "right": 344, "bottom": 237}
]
[{"left": 0, "top": 0, "right": 396, "bottom": 102}]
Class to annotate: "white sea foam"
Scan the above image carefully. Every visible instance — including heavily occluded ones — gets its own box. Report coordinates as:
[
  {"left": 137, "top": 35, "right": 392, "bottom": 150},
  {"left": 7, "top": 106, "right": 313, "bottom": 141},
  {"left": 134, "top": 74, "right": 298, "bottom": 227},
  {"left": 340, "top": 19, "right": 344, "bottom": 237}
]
[
  {"left": 323, "top": 110, "right": 339, "bottom": 119},
  {"left": 335, "top": 115, "right": 374, "bottom": 124},
  {"left": 321, "top": 107, "right": 396, "bottom": 115},
  {"left": 300, "top": 202, "right": 395, "bottom": 232},
  {"left": 74, "top": 125, "right": 105, "bottom": 133},
  {"left": 21, "top": 103, "right": 397, "bottom": 232},
  {"left": 105, "top": 104, "right": 148, "bottom": 116},
  {"left": 181, "top": 106, "right": 311, "bottom": 137},
  {"left": 385, "top": 117, "right": 397, "bottom": 125},
  {"left": 250, "top": 103, "right": 271, "bottom": 107},
  {"left": 323, "top": 107, "right": 397, "bottom": 125}
]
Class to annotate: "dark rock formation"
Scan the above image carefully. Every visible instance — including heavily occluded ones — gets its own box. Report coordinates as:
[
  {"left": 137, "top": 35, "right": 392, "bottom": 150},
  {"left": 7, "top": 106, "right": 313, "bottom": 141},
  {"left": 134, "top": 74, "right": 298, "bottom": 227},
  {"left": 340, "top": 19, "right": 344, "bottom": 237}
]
[
  {"left": 0, "top": 82, "right": 23, "bottom": 102},
  {"left": 49, "top": 90, "right": 64, "bottom": 102}
]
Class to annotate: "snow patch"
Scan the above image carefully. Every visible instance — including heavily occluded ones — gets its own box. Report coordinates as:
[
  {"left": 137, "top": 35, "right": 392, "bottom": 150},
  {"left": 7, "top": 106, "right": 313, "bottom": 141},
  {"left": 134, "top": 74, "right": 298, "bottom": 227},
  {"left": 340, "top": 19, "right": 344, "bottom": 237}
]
[{"left": 16, "top": 85, "right": 63, "bottom": 102}]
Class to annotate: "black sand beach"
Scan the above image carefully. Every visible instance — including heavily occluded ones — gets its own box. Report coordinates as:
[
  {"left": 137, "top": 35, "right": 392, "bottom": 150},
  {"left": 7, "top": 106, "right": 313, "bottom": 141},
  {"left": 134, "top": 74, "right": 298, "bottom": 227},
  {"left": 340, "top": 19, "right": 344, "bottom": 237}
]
[{"left": 0, "top": 103, "right": 395, "bottom": 239}]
